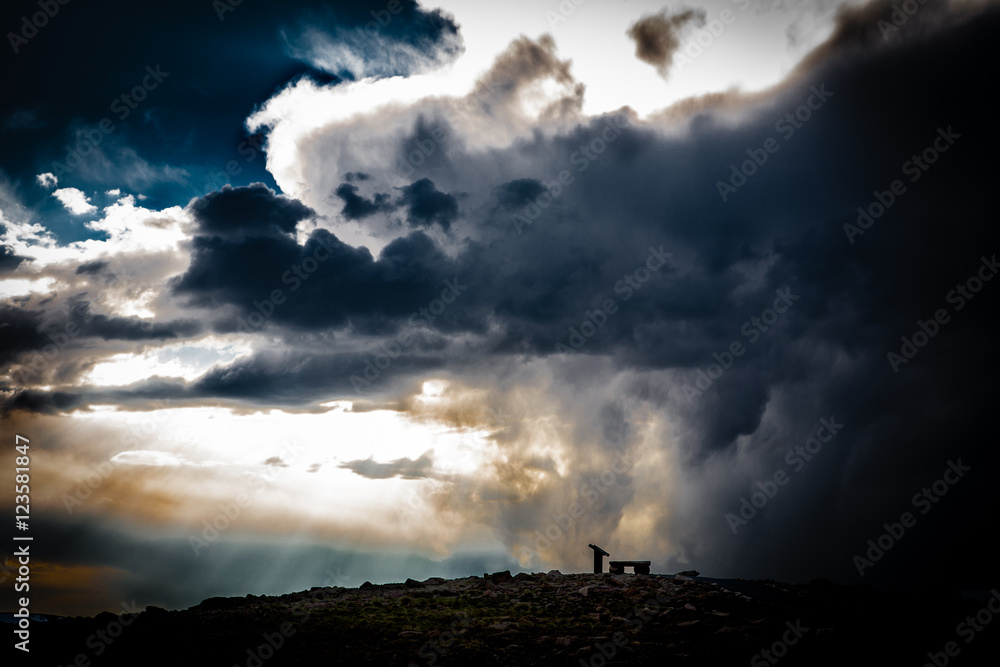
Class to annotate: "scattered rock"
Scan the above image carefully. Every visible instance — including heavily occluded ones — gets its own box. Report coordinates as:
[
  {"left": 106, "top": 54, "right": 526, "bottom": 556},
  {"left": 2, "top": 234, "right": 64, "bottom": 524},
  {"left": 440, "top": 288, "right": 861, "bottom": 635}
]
[
  {"left": 359, "top": 581, "right": 375, "bottom": 590},
  {"left": 677, "top": 570, "right": 700, "bottom": 577},
  {"left": 485, "top": 570, "right": 513, "bottom": 584}
]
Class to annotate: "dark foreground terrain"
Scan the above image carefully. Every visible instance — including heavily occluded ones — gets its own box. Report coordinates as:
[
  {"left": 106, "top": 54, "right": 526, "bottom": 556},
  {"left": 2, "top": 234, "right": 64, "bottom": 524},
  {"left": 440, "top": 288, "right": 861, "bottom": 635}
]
[{"left": 12, "top": 572, "right": 1000, "bottom": 666}]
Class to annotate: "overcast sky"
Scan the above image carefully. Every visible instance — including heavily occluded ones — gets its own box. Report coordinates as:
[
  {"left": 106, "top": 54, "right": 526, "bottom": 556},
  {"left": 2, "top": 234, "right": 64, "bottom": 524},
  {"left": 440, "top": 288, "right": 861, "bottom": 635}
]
[{"left": 2, "top": 0, "right": 998, "bottom": 616}]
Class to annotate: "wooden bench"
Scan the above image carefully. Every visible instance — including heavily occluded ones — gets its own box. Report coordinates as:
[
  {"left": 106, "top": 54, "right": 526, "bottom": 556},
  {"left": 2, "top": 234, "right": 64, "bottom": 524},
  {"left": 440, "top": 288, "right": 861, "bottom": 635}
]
[{"left": 608, "top": 560, "right": 650, "bottom": 575}]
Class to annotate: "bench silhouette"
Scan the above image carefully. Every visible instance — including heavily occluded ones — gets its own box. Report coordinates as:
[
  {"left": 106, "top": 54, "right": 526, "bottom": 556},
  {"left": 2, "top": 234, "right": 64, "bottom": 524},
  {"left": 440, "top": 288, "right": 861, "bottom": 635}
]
[
  {"left": 609, "top": 560, "right": 650, "bottom": 575},
  {"left": 588, "top": 544, "right": 650, "bottom": 574}
]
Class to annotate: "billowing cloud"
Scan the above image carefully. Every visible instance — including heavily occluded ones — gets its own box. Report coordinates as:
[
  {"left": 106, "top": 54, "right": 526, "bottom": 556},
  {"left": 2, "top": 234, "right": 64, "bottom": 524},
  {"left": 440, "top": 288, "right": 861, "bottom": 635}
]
[
  {"left": 334, "top": 181, "right": 393, "bottom": 220},
  {"left": 52, "top": 187, "right": 96, "bottom": 215},
  {"left": 627, "top": 7, "right": 707, "bottom": 78},
  {"left": 398, "top": 178, "right": 459, "bottom": 231},
  {"left": 3, "top": 0, "right": 1000, "bottom": 617},
  {"left": 36, "top": 172, "right": 58, "bottom": 189}
]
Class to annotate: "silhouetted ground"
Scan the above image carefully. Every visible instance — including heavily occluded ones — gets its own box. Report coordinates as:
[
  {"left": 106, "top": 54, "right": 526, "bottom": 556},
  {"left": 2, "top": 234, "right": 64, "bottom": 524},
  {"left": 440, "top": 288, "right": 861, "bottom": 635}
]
[{"left": 10, "top": 572, "right": 1000, "bottom": 666}]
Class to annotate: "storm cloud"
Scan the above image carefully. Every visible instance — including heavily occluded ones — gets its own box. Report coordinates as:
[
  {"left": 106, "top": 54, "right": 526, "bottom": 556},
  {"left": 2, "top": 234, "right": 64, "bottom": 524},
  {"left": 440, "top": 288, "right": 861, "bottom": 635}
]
[{"left": 2, "top": 0, "right": 999, "bottom": 617}]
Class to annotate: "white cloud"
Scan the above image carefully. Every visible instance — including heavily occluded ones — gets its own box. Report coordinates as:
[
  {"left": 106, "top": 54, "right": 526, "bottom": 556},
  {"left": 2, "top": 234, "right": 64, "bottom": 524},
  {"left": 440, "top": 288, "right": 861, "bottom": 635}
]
[
  {"left": 52, "top": 187, "right": 96, "bottom": 215},
  {"left": 0, "top": 276, "right": 57, "bottom": 299},
  {"left": 36, "top": 172, "right": 58, "bottom": 189},
  {"left": 106, "top": 188, "right": 121, "bottom": 196}
]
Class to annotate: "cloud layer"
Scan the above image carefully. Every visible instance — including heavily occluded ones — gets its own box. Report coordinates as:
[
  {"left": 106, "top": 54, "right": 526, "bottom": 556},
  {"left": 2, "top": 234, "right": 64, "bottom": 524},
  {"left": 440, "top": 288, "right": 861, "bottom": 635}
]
[{"left": 2, "top": 0, "right": 999, "bottom": 614}]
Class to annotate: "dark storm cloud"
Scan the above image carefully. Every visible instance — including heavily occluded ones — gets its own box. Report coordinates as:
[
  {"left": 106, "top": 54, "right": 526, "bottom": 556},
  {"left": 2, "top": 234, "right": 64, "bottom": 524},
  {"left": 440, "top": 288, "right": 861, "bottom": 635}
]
[
  {"left": 0, "top": 0, "right": 463, "bottom": 237},
  {"left": 627, "top": 7, "right": 706, "bottom": 78},
  {"left": 398, "top": 178, "right": 458, "bottom": 231},
  {"left": 168, "top": 0, "right": 996, "bottom": 419},
  {"left": 0, "top": 303, "right": 46, "bottom": 365},
  {"left": 81, "top": 310, "right": 202, "bottom": 341},
  {"left": 2, "top": 389, "right": 82, "bottom": 415},
  {"left": 192, "top": 182, "right": 315, "bottom": 239},
  {"left": 0, "top": 299, "right": 199, "bottom": 372},
  {"left": 339, "top": 451, "right": 434, "bottom": 479},
  {"left": 174, "top": 183, "right": 466, "bottom": 334},
  {"left": 334, "top": 174, "right": 458, "bottom": 225},
  {"left": 74, "top": 259, "right": 109, "bottom": 275},
  {"left": 334, "top": 182, "right": 393, "bottom": 220},
  {"left": 493, "top": 179, "right": 549, "bottom": 210},
  {"left": 274, "top": 0, "right": 997, "bottom": 590}
]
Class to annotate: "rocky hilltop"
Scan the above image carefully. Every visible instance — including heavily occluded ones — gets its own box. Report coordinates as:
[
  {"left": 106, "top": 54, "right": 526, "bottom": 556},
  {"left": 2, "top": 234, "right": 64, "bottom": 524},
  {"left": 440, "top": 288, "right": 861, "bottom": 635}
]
[{"left": 19, "top": 571, "right": 999, "bottom": 666}]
